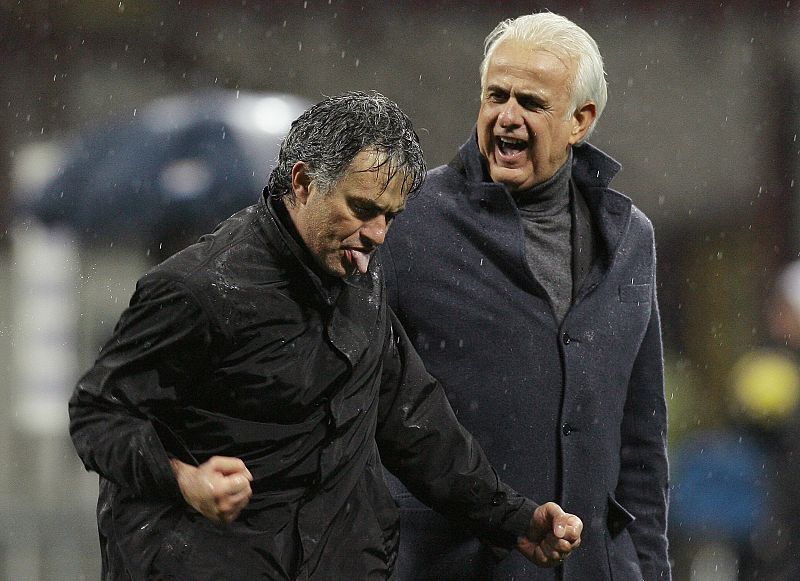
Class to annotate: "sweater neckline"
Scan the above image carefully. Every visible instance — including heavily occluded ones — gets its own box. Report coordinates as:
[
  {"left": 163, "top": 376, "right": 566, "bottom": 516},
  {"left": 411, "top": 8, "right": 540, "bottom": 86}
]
[{"left": 512, "top": 149, "right": 573, "bottom": 216}]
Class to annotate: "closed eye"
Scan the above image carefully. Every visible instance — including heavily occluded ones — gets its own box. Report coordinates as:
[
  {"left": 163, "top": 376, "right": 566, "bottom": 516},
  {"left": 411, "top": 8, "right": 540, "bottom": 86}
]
[
  {"left": 517, "top": 95, "right": 548, "bottom": 111},
  {"left": 351, "top": 203, "right": 378, "bottom": 220},
  {"left": 385, "top": 208, "right": 404, "bottom": 223},
  {"left": 351, "top": 200, "right": 404, "bottom": 222}
]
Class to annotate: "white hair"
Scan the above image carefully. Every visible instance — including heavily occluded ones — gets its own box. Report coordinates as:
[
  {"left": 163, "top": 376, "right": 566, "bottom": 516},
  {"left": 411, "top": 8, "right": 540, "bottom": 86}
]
[{"left": 479, "top": 12, "right": 608, "bottom": 141}]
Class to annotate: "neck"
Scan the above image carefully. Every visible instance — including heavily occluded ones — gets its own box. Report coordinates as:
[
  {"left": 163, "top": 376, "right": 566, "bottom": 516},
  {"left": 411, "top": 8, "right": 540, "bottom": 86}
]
[{"left": 513, "top": 149, "right": 573, "bottom": 209}]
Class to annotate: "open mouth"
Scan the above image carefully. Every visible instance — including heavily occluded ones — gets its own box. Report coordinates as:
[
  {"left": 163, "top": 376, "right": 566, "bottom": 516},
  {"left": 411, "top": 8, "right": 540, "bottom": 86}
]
[{"left": 496, "top": 136, "right": 528, "bottom": 156}]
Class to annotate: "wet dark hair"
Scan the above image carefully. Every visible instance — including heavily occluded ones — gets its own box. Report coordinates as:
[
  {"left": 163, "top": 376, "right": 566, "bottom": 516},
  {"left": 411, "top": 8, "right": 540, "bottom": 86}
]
[{"left": 266, "top": 91, "right": 426, "bottom": 202}]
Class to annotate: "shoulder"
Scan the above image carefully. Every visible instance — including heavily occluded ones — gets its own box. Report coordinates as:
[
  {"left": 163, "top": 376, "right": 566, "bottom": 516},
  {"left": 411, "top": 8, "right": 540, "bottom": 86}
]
[
  {"left": 394, "top": 163, "right": 467, "bottom": 228},
  {"left": 160, "top": 206, "right": 275, "bottom": 276},
  {"left": 424, "top": 162, "right": 465, "bottom": 189},
  {"left": 404, "top": 164, "right": 464, "bottom": 212},
  {"left": 589, "top": 182, "right": 656, "bottom": 244},
  {"left": 144, "top": 205, "right": 287, "bottom": 308},
  {"left": 628, "top": 201, "right": 653, "bottom": 230},
  {"left": 628, "top": 201, "right": 656, "bottom": 248}
]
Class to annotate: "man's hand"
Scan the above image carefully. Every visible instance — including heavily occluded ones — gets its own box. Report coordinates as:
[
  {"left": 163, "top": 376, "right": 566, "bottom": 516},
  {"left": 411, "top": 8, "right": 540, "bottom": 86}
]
[
  {"left": 170, "top": 456, "right": 253, "bottom": 525},
  {"left": 516, "top": 502, "right": 583, "bottom": 567}
]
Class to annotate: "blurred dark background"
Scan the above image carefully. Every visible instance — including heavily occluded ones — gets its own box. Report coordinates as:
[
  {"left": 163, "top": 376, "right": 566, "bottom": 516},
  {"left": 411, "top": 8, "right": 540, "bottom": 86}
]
[{"left": 1, "top": 1, "right": 799, "bottom": 579}]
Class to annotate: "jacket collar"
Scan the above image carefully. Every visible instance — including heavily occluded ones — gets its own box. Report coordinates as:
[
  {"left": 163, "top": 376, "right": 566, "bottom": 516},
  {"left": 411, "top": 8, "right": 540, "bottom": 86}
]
[
  {"left": 255, "top": 191, "right": 344, "bottom": 306},
  {"left": 255, "top": 190, "right": 383, "bottom": 368},
  {"left": 572, "top": 141, "right": 622, "bottom": 189}
]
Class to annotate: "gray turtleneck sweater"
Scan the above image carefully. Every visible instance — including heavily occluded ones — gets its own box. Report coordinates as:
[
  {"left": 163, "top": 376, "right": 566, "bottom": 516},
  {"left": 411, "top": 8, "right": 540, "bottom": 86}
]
[{"left": 513, "top": 151, "right": 574, "bottom": 323}]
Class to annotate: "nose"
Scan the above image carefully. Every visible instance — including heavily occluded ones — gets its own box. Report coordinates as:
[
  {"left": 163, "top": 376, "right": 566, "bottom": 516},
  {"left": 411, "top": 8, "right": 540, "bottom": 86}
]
[
  {"left": 498, "top": 100, "right": 522, "bottom": 128},
  {"left": 361, "top": 214, "right": 388, "bottom": 246}
]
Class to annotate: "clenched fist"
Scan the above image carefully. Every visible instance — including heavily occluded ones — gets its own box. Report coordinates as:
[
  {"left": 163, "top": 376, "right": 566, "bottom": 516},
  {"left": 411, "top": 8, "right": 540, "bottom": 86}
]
[
  {"left": 170, "top": 456, "right": 253, "bottom": 525},
  {"left": 517, "top": 502, "right": 583, "bottom": 567}
]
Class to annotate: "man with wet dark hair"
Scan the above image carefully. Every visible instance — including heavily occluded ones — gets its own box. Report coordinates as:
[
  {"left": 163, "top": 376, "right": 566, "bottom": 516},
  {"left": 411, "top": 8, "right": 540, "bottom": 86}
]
[{"left": 69, "top": 91, "right": 582, "bottom": 580}]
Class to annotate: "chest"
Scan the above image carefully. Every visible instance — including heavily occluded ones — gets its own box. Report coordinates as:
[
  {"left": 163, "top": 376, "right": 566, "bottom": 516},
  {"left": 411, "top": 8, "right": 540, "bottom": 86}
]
[{"left": 192, "top": 277, "right": 388, "bottom": 423}]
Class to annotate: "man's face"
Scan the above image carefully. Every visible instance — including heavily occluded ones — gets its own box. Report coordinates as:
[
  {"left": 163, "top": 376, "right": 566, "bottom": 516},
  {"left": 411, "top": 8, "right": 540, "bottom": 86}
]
[
  {"left": 478, "top": 40, "right": 591, "bottom": 192},
  {"left": 288, "top": 150, "right": 406, "bottom": 278}
]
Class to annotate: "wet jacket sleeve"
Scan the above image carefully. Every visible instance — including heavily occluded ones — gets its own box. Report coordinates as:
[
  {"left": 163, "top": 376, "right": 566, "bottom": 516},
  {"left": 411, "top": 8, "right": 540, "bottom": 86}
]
[
  {"left": 375, "top": 309, "right": 536, "bottom": 549},
  {"left": 68, "top": 274, "right": 214, "bottom": 500},
  {"left": 616, "top": 258, "right": 671, "bottom": 580}
]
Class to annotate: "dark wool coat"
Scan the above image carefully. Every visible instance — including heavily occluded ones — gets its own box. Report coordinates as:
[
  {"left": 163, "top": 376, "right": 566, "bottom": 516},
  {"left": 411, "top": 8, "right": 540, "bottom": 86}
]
[
  {"left": 382, "top": 135, "right": 670, "bottom": 581},
  {"left": 69, "top": 194, "right": 535, "bottom": 581}
]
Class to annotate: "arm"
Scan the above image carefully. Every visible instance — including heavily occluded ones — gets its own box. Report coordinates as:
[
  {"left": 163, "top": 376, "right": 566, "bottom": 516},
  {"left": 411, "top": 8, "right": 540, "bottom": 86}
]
[
  {"left": 376, "top": 309, "right": 581, "bottom": 565},
  {"left": 69, "top": 275, "right": 251, "bottom": 522},
  {"left": 616, "top": 274, "right": 671, "bottom": 580}
]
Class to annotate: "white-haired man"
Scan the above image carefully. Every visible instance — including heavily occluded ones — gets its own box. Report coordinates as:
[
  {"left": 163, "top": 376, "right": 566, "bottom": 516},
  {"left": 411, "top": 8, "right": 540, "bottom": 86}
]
[{"left": 383, "top": 12, "right": 670, "bottom": 580}]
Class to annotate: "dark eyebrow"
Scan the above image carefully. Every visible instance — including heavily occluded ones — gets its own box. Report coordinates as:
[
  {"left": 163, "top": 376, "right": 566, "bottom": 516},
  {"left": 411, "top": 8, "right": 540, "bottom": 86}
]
[
  {"left": 353, "top": 198, "right": 381, "bottom": 211},
  {"left": 351, "top": 197, "right": 404, "bottom": 216}
]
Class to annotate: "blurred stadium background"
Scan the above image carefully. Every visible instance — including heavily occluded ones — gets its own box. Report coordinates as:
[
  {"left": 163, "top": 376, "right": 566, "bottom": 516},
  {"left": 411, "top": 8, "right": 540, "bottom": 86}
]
[{"left": 1, "top": 1, "right": 799, "bottom": 579}]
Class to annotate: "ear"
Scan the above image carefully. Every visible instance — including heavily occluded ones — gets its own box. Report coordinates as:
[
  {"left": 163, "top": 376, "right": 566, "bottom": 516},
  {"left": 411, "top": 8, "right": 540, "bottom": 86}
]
[
  {"left": 290, "top": 161, "right": 312, "bottom": 205},
  {"left": 568, "top": 101, "right": 597, "bottom": 145}
]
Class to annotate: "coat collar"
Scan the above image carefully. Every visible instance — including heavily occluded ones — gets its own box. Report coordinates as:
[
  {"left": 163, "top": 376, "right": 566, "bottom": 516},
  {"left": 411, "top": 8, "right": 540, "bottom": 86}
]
[
  {"left": 255, "top": 191, "right": 343, "bottom": 306},
  {"left": 454, "top": 129, "right": 633, "bottom": 287}
]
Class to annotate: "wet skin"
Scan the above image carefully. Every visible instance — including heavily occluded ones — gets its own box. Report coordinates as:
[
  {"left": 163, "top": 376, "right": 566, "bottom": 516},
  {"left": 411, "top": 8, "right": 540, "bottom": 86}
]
[{"left": 287, "top": 150, "right": 407, "bottom": 278}]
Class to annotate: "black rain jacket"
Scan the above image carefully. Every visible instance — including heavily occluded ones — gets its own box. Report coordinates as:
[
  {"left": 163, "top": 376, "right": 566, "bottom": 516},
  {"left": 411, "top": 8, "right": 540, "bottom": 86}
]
[{"left": 69, "top": 194, "right": 535, "bottom": 580}]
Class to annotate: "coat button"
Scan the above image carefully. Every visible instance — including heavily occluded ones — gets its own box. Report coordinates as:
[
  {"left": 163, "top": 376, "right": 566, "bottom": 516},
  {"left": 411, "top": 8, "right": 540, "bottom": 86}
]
[
  {"left": 562, "top": 423, "right": 574, "bottom": 436},
  {"left": 562, "top": 332, "right": 572, "bottom": 345}
]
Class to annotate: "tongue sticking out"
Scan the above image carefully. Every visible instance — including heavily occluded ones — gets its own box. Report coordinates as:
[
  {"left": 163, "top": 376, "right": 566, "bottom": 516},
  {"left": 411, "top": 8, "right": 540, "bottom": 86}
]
[{"left": 350, "top": 249, "right": 372, "bottom": 274}]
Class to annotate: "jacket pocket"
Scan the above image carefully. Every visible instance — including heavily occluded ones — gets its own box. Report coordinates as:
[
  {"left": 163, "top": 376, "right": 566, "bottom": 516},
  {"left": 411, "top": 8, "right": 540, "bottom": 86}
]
[
  {"left": 619, "top": 283, "right": 651, "bottom": 304},
  {"left": 607, "top": 494, "right": 636, "bottom": 538}
]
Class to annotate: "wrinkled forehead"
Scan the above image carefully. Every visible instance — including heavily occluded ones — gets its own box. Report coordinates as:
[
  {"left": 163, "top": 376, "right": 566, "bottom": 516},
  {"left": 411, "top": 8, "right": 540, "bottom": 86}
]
[{"left": 485, "top": 39, "right": 577, "bottom": 85}]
